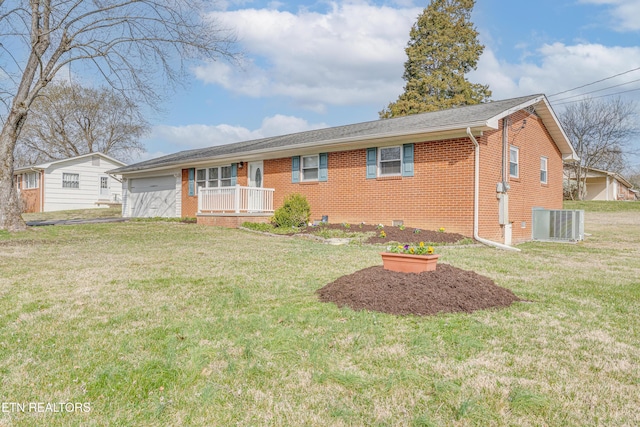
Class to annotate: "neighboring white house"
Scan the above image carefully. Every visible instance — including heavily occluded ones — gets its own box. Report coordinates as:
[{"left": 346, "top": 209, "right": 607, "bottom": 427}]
[
  {"left": 564, "top": 165, "right": 637, "bottom": 201},
  {"left": 14, "top": 153, "right": 126, "bottom": 213}
]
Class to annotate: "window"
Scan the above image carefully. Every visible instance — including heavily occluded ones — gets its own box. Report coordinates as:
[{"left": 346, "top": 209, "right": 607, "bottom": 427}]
[
  {"left": 540, "top": 157, "right": 548, "bottom": 184},
  {"left": 301, "top": 155, "right": 319, "bottom": 181},
  {"left": 62, "top": 173, "right": 79, "bottom": 188},
  {"left": 24, "top": 172, "right": 39, "bottom": 189},
  {"left": 378, "top": 146, "right": 402, "bottom": 176},
  {"left": 195, "top": 166, "right": 232, "bottom": 193},
  {"left": 92, "top": 155, "right": 100, "bottom": 166},
  {"left": 509, "top": 146, "right": 519, "bottom": 178}
]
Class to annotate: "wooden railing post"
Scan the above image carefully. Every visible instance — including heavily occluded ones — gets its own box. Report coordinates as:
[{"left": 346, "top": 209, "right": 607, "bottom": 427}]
[{"left": 234, "top": 185, "right": 241, "bottom": 213}]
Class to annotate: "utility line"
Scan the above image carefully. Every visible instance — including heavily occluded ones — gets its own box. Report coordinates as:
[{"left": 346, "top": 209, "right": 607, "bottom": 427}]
[
  {"left": 548, "top": 66, "right": 640, "bottom": 98},
  {"left": 551, "top": 86, "right": 640, "bottom": 106},
  {"left": 552, "top": 77, "right": 640, "bottom": 102}
]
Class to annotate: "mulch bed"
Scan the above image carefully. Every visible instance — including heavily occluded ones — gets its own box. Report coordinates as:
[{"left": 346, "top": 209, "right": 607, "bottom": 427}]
[
  {"left": 300, "top": 223, "right": 466, "bottom": 245},
  {"left": 317, "top": 264, "right": 521, "bottom": 316}
]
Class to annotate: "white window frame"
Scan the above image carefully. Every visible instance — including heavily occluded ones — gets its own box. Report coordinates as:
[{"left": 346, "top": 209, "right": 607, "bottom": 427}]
[
  {"left": 509, "top": 146, "right": 519, "bottom": 178},
  {"left": 24, "top": 172, "right": 39, "bottom": 189},
  {"left": 195, "top": 165, "right": 232, "bottom": 193},
  {"left": 378, "top": 146, "right": 402, "bottom": 177},
  {"left": 62, "top": 173, "right": 80, "bottom": 189},
  {"left": 301, "top": 154, "right": 319, "bottom": 182},
  {"left": 540, "top": 156, "right": 548, "bottom": 184}
]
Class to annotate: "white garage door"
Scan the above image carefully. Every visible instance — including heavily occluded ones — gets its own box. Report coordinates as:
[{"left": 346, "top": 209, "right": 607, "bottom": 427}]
[{"left": 129, "top": 176, "right": 177, "bottom": 217}]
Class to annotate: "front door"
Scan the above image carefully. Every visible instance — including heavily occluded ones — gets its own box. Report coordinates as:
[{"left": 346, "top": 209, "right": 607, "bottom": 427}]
[
  {"left": 248, "top": 161, "right": 263, "bottom": 211},
  {"left": 100, "top": 176, "right": 110, "bottom": 198}
]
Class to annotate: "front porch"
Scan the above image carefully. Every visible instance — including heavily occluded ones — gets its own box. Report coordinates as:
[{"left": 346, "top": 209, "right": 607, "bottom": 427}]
[{"left": 196, "top": 185, "right": 275, "bottom": 227}]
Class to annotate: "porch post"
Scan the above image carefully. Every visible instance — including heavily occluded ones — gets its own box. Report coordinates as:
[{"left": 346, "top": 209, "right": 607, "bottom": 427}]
[{"left": 234, "top": 185, "right": 241, "bottom": 213}]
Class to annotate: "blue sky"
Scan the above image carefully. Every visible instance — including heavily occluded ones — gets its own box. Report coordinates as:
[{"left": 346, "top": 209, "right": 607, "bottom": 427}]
[{"left": 140, "top": 0, "right": 640, "bottom": 167}]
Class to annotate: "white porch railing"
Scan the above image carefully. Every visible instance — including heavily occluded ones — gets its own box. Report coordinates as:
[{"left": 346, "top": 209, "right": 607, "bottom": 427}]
[{"left": 198, "top": 185, "right": 275, "bottom": 214}]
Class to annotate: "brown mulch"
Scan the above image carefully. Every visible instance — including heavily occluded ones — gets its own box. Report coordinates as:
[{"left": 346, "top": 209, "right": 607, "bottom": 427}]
[
  {"left": 300, "top": 223, "right": 466, "bottom": 244},
  {"left": 317, "top": 264, "right": 521, "bottom": 316}
]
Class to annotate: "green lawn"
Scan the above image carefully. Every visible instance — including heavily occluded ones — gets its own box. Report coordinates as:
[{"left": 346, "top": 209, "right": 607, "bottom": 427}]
[{"left": 0, "top": 206, "right": 638, "bottom": 426}]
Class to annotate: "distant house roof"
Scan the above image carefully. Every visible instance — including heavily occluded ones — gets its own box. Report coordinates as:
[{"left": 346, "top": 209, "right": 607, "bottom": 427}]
[
  {"left": 111, "top": 94, "right": 578, "bottom": 175},
  {"left": 564, "top": 165, "right": 635, "bottom": 190},
  {"left": 14, "top": 152, "right": 126, "bottom": 174}
]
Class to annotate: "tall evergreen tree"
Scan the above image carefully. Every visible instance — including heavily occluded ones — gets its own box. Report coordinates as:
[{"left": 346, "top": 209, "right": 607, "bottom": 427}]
[{"left": 380, "top": 0, "right": 491, "bottom": 118}]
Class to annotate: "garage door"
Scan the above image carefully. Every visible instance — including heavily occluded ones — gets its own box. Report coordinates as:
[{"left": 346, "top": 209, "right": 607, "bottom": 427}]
[{"left": 129, "top": 176, "right": 177, "bottom": 217}]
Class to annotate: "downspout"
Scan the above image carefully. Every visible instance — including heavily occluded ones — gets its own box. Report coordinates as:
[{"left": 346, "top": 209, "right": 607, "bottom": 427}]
[{"left": 466, "top": 128, "right": 520, "bottom": 252}]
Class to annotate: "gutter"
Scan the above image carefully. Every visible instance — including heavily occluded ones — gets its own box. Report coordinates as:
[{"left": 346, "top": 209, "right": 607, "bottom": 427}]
[{"left": 466, "top": 128, "right": 520, "bottom": 252}]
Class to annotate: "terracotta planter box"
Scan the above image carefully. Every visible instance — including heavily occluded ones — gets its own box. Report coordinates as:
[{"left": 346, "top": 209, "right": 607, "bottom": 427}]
[{"left": 380, "top": 252, "right": 440, "bottom": 273}]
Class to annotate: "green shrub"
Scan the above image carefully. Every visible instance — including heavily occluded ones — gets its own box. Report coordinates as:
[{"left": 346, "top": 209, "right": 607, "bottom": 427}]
[{"left": 271, "top": 193, "right": 311, "bottom": 228}]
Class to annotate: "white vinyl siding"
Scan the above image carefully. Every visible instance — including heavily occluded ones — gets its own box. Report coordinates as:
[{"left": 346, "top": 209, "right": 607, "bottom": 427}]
[
  {"left": 509, "top": 146, "right": 519, "bottom": 178},
  {"left": 378, "top": 146, "right": 402, "bottom": 177},
  {"left": 42, "top": 155, "right": 124, "bottom": 212},
  {"left": 301, "top": 155, "right": 319, "bottom": 181}
]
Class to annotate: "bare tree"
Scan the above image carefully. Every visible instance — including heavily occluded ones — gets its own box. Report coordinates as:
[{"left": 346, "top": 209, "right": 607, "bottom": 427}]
[
  {"left": 15, "top": 81, "right": 149, "bottom": 166},
  {"left": 0, "top": 0, "right": 236, "bottom": 231},
  {"left": 558, "top": 97, "right": 638, "bottom": 200}
]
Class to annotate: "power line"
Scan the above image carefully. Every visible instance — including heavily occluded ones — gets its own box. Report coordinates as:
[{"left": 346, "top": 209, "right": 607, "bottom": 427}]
[
  {"left": 551, "top": 86, "right": 640, "bottom": 106},
  {"left": 552, "top": 77, "right": 640, "bottom": 103},
  {"left": 548, "top": 66, "right": 640, "bottom": 98}
]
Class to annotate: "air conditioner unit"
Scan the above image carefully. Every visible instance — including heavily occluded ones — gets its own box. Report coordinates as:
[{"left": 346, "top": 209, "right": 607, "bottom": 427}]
[{"left": 532, "top": 209, "right": 584, "bottom": 242}]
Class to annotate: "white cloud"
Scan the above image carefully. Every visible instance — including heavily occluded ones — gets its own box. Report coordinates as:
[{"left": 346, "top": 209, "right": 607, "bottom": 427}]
[
  {"left": 141, "top": 114, "right": 328, "bottom": 156},
  {"left": 474, "top": 42, "right": 640, "bottom": 107},
  {"left": 579, "top": 0, "right": 640, "bottom": 31},
  {"left": 197, "top": 3, "right": 420, "bottom": 110}
]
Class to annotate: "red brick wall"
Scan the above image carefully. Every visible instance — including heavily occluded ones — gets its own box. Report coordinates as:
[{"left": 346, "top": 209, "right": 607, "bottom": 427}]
[
  {"left": 186, "top": 109, "right": 565, "bottom": 243},
  {"left": 264, "top": 139, "right": 476, "bottom": 236},
  {"left": 477, "top": 111, "right": 563, "bottom": 243},
  {"left": 181, "top": 169, "right": 197, "bottom": 218}
]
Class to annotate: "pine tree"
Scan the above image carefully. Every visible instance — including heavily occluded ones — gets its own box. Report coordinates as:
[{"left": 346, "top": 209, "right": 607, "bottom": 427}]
[{"left": 380, "top": 0, "right": 491, "bottom": 118}]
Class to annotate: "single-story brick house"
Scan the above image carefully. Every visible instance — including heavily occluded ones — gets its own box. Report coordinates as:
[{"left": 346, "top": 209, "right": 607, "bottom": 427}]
[
  {"left": 564, "top": 166, "right": 637, "bottom": 201},
  {"left": 14, "top": 152, "right": 126, "bottom": 213},
  {"left": 110, "top": 94, "right": 577, "bottom": 245}
]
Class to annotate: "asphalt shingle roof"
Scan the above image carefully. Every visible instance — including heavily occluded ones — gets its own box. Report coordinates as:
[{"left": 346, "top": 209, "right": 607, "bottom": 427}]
[{"left": 111, "top": 94, "right": 543, "bottom": 174}]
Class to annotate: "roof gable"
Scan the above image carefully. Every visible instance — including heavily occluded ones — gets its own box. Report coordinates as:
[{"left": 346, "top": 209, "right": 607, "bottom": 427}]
[{"left": 14, "top": 152, "right": 127, "bottom": 174}]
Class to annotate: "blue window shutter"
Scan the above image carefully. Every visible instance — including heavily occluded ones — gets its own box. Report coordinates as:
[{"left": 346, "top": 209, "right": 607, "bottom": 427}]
[
  {"left": 402, "top": 143, "right": 414, "bottom": 177},
  {"left": 292, "top": 156, "right": 300, "bottom": 183},
  {"left": 319, "top": 153, "right": 328, "bottom": 182},
  {"left": 231, "top": 163, "right": 238, "bottom": 186},
  {"left": 366, "top": 148, "right": 377, "bottom": 179},
  {"left": 188, "top": 168, "right": 195, "bottom": 196}
]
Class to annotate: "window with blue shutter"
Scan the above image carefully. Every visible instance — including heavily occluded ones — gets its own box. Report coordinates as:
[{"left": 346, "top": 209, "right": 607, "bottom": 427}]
[
  {"left": 292, "top": 156, "right": 300, "bottom": 183},
  {"left": 366, "top": 148, "right": 377, "bottom": 179},
  {"left": 188, "top": 168, "right": 195, "bottom": 196},
  {"left": 319, "top": 153, "right": 328, "bottom": 182},
  {"left": 402, "top": 143, "right": 414, "bottom": 177}
]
